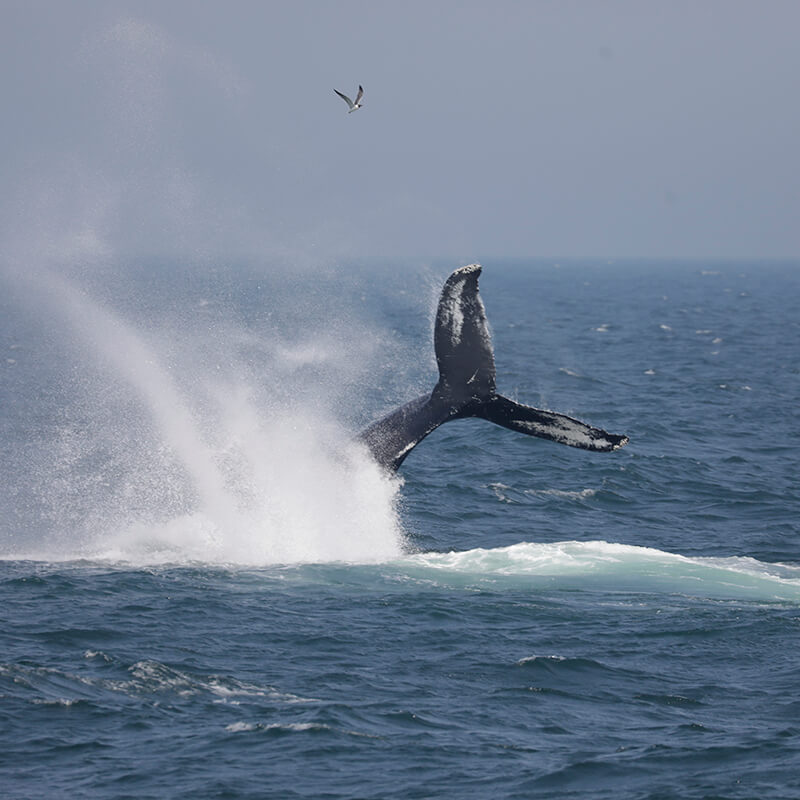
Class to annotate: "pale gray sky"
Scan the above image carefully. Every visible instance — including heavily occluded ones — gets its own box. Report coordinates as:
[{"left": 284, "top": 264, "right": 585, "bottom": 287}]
[{"left": 2, "top": 0, "right": 799, "bottom": 265}]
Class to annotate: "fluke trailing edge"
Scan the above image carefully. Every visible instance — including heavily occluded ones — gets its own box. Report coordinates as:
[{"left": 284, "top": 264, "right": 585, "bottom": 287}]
[{"left": 360, "top": 265, "right": 628, "bottom": 472}]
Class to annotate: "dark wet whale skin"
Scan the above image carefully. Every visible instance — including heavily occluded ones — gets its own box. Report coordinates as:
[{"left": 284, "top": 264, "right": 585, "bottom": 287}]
[{"left": 360, "top": 265, "right": 628, "bottom": 472}]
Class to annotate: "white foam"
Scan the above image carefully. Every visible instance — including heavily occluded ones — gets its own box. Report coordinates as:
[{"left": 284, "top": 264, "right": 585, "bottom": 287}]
[
  {"left": 525, "top": 488, "right": 598, "bottom": 500},
  {"left": 397, "top": 541, "right": 800, "bottom": 602},
  {"left": 225, "top": 721, "right": 330, "bottom": 734},
  {"left": 224, "top": 720, "right": 376, "bottom": 738},
  {"left": 83, "top": 650, "right": 113, "bottom": 662},
  {"left": 226, "top": 722, "right": 258, "bottom": 732},
  {"left": 32, "top": 698, "right": 79, "bottom": 707}
]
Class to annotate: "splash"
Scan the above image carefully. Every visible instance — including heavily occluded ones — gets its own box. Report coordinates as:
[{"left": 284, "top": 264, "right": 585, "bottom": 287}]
[{"left": 4, "top": 271, "right": 406, "bottom": 566}]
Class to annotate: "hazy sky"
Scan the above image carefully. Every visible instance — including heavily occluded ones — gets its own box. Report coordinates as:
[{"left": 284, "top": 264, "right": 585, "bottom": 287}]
[{"left": 2, "top": 0, "right": 799, "bottom": 265}]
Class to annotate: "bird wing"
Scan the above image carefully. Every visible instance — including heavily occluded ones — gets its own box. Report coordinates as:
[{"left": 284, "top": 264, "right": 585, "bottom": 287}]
[
  {"left": 334, "top": 89, "right": 354, "bottom": 109},
  {"left": 354, "top": 85, "right": 364, "bottom": 105}
]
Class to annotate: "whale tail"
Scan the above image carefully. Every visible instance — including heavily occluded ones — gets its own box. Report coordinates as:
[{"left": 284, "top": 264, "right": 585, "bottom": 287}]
[{"left": 360, "top": 264, "right": 628, "bottom": 472}]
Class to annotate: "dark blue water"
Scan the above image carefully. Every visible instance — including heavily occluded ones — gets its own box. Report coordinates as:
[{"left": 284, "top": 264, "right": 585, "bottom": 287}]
[{"left": 2, "top": 260, "right": 800, "bottom": 799}]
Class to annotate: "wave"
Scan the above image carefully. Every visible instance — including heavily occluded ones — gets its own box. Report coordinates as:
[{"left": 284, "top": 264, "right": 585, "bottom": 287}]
[
  {"left": 394, "top": 540, "right": 800, "bottom": 603},
  {"left": 1, "top": 656, "right": 317, "bottom": 708},
  {"left": 4, "top": 538, "right": 799, "bottom": 604}
]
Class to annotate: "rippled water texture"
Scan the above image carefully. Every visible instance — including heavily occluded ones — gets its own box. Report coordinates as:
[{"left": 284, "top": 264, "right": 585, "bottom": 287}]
[{"left": 1, "top": 261, "right": 799, "bottom": 799}]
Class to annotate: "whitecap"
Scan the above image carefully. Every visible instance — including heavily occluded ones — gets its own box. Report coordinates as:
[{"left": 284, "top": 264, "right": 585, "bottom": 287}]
[
  {"left": 524, "top": 488, "right": 598, "bottom": 500},
  {"left": 396, "top": 541, "right": 800, "bottom": 603}
]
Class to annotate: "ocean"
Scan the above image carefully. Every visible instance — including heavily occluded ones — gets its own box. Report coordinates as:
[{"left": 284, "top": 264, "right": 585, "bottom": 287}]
[{"left": 1, "top": 259, "right": 799, "bottom": 799}]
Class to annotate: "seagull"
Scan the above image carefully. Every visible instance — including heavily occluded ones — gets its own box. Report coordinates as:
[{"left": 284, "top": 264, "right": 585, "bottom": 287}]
[{"left": 333, "top": 85, "right": 364, "bottom": 113}]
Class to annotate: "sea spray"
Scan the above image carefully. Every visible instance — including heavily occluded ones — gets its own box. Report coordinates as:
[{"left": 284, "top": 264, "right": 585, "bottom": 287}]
[{"left": 3, "top": 268, "right": 407, "bottom": 565}]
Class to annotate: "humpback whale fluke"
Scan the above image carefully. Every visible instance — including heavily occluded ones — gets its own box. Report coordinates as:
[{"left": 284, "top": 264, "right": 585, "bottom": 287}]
[{"left": 360, "top": 264, "right": 628, "bottom": 471}]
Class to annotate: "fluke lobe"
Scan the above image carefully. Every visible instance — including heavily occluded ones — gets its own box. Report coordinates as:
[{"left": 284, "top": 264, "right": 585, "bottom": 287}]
[{"left": 360, "top": 264, "right": 628, "bottom": 472}]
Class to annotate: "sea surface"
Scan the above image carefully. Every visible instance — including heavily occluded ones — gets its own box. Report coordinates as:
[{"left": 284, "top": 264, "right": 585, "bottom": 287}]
[{"left": 1, "top": 259, "right": 799, "bottom": 799}]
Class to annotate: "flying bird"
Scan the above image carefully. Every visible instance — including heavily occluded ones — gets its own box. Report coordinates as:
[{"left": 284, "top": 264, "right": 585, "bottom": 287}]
[{"left": 334, "top": 85, "right": 364, "bottom": 113}]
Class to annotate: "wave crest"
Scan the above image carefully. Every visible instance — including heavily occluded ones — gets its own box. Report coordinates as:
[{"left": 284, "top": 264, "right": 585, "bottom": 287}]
[{"left": 398, "top": 541, "right": 800, "bottom": 602}]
